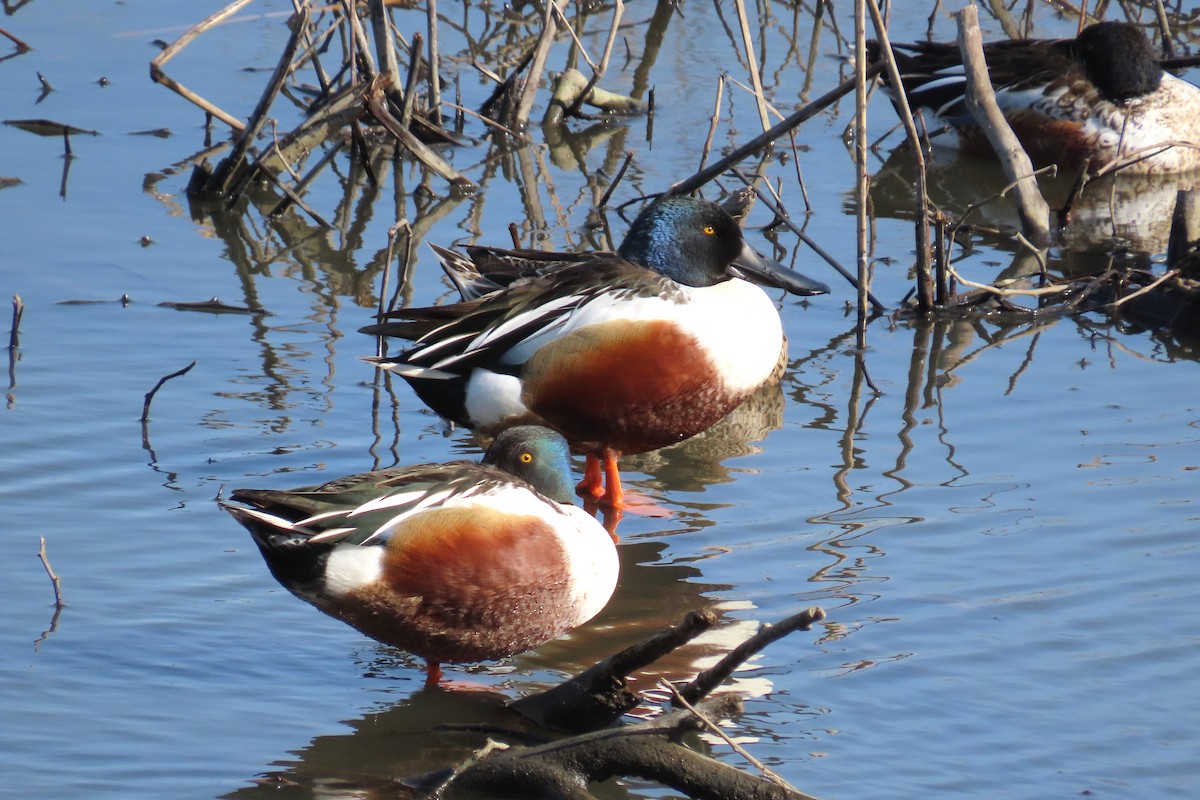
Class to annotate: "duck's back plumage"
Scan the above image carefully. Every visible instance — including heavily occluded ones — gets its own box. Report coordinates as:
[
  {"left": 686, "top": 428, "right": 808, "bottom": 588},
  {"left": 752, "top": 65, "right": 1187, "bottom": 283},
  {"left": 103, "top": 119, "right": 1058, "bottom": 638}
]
[{"left": 871, "top": 21, "right": 1200, "bottom": 173}]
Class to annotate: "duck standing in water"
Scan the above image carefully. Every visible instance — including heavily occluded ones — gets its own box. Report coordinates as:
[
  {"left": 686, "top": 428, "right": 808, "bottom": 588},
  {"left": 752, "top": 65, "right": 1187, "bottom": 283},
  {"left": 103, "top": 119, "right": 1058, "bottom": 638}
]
[
  {"left": 870, "top": 21, "right": 1200, "bottom": 174},
  {"left": 362, "top": 195, "right": 829, "bottom": 509},
  {"left": 222, "top": 426, "right": 619, "bottom": 687}
]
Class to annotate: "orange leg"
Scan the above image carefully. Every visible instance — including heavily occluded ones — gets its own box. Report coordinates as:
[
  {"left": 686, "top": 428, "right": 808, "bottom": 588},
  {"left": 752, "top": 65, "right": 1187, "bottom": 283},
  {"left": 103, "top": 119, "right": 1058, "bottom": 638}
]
[
  {"left": 599, "top": 448, "right": 625, "bottom": 509},
  {"left": 424, "top": 660, "right": 443, "bottom": 689},
  {"left": 575, "top": 453, "right": 605, "bottom": 499}
]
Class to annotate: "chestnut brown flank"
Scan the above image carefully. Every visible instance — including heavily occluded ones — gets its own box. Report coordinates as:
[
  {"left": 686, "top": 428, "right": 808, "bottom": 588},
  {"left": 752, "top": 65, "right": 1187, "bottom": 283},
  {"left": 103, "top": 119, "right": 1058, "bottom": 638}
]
[
  {"left": 960, "top": 113, "right": 1094, "bottom": 169},
  {"left": 522, "top": 319, "right": 745, "bottom": 454},
  {"left": 326, "top": 505, "right": 578, "bottom": 663}
]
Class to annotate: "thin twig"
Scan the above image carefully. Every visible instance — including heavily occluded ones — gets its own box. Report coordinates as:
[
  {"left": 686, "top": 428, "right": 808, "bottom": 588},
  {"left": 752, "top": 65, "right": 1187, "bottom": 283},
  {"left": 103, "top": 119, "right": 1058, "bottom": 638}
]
[
  {"left": 664, "top": 681, "right": 814, "bottom": 799},
  {"left": 867, "top": 0, "right": 933, "bottom": 308},
  {"left": 676, "top": 607, "right": 826, "bottom": 706},
  {"left": 855, "top": 0, "right": 872, "bottom": 340},
  {"left": 670, "top": 63, "right": 883, "bottom": 196},
  {"left": 141, "top": 360, "right": 197, "bottom": 424},
  {"left": 597, "top": 151, "right": 632, "bottom": 210},
  {"left": 1107, "top": 269, "right": 1180, "bottom": 310},
  {"left": 732, "top": 169, "right": 885, "bottom": 312},
  {"left": 38, "top": 537, "right": 64, "bottom": 609},
  {"left": 698, "top": 75, "right": 726, "bottom": 174},
  {"left": 9, "top": 294, "right": 22, "bottom": 350}
]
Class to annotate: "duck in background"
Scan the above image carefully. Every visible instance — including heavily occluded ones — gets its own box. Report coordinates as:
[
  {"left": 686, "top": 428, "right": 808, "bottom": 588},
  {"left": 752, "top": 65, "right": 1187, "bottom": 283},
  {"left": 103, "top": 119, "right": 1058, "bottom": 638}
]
[
  {"left": 362, "top": 194, "right": 829, "bottom": 509},
  {"left": 222, "top": 425, "right": 619, "bottom": 687},
  {"left": 870, "top": 20, "right": 1200, "bottom": 174}
]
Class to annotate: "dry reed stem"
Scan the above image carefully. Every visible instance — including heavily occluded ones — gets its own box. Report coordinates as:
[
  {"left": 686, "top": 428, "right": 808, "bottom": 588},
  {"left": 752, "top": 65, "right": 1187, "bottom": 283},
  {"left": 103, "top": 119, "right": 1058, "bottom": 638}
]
[
  {"left": 364, "top": 79, "right": 477, "bottom": 191},
  {"left": 512, "top": 3, "right": 557, "bottom": 130},
  {"left": 1152, "top": 0, "right": 1174, "bottom": 57},
  {"left": 955, "top": 6, "right": 1050, "bottom": 245},
  {"left": 207, "top": 5, "right": 310, "bottom": 197},
  {"left": 368, "top": 0, "right": 405, "bottom": 109},
  {"left": 400, "top": 31, "right": 423, "bottom": 130},
  {"left": 732, "top": 0, "right": 770, "bottom": 133},
  {"left": 854, "top": 0, "right": 872, "bottom": 341},
  {"left": 866, "top": 0, "right": 934, "bottom": 308},
  {"left": 425, "top": 0, "right": 443, "bottom": 125},
  {"left": 341, "top": 0, "right": 378, "bottom": 80},
  {"left": 149, "top": 0, "right": 255, "bottom": 131}
]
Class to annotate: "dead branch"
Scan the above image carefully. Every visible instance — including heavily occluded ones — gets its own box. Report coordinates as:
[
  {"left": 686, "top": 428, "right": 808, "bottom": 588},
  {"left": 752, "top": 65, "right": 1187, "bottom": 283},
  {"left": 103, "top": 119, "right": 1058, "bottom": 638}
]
[
  {"left": 510, "top": 609, "right": 718, "bottom": 733},
  {"left": 954, "top": 6, "right": 1050, "bottom": 246},
  {"left": 363, "top": 78, "right": 477, "bottom": 192},
  {"left": 731, "top": 169, "right": 884, "bottom": 312},
  {"left": 543, "top": 68, "right": 645, "bottom": 125},
  {"left": 676, "top": 607, "right": 826, "bottom": 705},
  {"left": 140, "top": 360, "right": 197, "bottom": 424},
  {"left": 149, "top": 0, "right": 255, "bottom": 131},
  {"left": 205, "top": 5, "right": 310, "bottom": 197},
  {"left": 415, "top": 696, "right": 815, "bottom": 800},
  {"left": 508, "top": 3, "right": 557, "bottom": 131},
  {"left": 38, "top": 537, "right": 64, "bottom": 609}
]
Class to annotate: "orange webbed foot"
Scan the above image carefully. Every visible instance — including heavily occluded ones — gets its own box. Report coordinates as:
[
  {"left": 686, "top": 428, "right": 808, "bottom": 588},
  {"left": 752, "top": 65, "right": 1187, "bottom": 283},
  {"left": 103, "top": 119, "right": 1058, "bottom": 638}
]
[{"left": 575, "top": 453, "right": 605, "bottom": 499}]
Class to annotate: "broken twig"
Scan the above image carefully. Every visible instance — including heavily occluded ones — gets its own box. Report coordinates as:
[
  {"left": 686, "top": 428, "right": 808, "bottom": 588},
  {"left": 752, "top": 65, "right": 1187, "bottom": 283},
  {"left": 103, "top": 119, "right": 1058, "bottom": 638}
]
[
  {"left": 38, "top": 537, "right": 64, "bottom": 609},
  {"left": 141, "top": 360, "right": 197, "bottom": 424}
]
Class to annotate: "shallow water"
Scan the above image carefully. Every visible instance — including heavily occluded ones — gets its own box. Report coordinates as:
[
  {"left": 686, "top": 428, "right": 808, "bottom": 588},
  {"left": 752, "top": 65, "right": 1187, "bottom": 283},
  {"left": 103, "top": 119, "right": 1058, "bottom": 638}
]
[{"left": 2, "top": 2, "right": 1199, "bottom": 799}]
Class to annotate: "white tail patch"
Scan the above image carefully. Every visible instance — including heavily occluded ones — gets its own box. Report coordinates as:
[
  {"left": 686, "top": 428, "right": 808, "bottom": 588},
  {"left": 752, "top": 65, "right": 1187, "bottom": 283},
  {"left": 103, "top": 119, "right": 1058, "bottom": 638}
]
[{"left": 323, "top": 547, "right": 384, "bottom": 596}]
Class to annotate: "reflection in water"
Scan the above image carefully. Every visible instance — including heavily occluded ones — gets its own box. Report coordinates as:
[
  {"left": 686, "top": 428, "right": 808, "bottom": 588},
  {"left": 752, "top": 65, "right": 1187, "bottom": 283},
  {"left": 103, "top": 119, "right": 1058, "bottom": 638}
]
[
  {"left": 622, "top": 376, "right": 786, "bottom": 494},
  {"left": 868, "top": 144, "right": 1200, "bottom": 270}
]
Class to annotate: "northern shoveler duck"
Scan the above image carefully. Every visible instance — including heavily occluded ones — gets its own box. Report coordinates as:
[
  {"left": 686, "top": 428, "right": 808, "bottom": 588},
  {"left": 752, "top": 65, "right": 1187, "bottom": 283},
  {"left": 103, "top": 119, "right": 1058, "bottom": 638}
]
[
  {"left": 870, "top": 21, "right": 1200, "bottom": 174},
  {"left": 361, "top": 195, "right": 830, "bottom": 509},
  {"left": 222, "top": 425, "right": 619, "bottom": 687}
]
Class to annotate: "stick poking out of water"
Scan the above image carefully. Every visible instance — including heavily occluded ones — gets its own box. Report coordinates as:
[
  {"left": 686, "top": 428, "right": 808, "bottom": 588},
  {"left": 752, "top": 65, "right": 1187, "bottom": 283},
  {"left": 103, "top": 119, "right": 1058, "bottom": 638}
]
[
  {"left": 38, "top": 537, "right": 64, "bottom": 609},
  {"left": 141, "top": 360, "right": 197, "bottom": 424},
  {"left": 9, "top": 294, "right": 22, "bottom": 350}
]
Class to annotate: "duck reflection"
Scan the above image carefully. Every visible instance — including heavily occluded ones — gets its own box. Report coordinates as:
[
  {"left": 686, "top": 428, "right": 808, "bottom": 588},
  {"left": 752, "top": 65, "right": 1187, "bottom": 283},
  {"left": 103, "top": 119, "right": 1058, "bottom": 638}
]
[
  {"left": 869, "top": 144, "right": 1200, "bottom": 269},
  {"left": 621, "top": 376, "right": 786, "bottom": 495}
]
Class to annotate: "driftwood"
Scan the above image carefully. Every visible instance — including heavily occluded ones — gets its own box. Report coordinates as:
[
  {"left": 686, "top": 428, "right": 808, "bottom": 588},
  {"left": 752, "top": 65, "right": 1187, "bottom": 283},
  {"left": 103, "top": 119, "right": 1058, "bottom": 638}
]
[{"left": 389, "top": 607, "right": 828, "bottom": 800}]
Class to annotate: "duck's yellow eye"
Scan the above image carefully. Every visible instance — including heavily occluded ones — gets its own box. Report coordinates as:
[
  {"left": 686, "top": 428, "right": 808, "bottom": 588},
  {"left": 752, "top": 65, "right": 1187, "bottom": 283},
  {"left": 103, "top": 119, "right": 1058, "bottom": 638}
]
[
  {"left": 520, "top": 452, "right": 533, "bottom": 464},
  {"left": 703, "top": 225, "right": 716, "bottom": 235}
]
